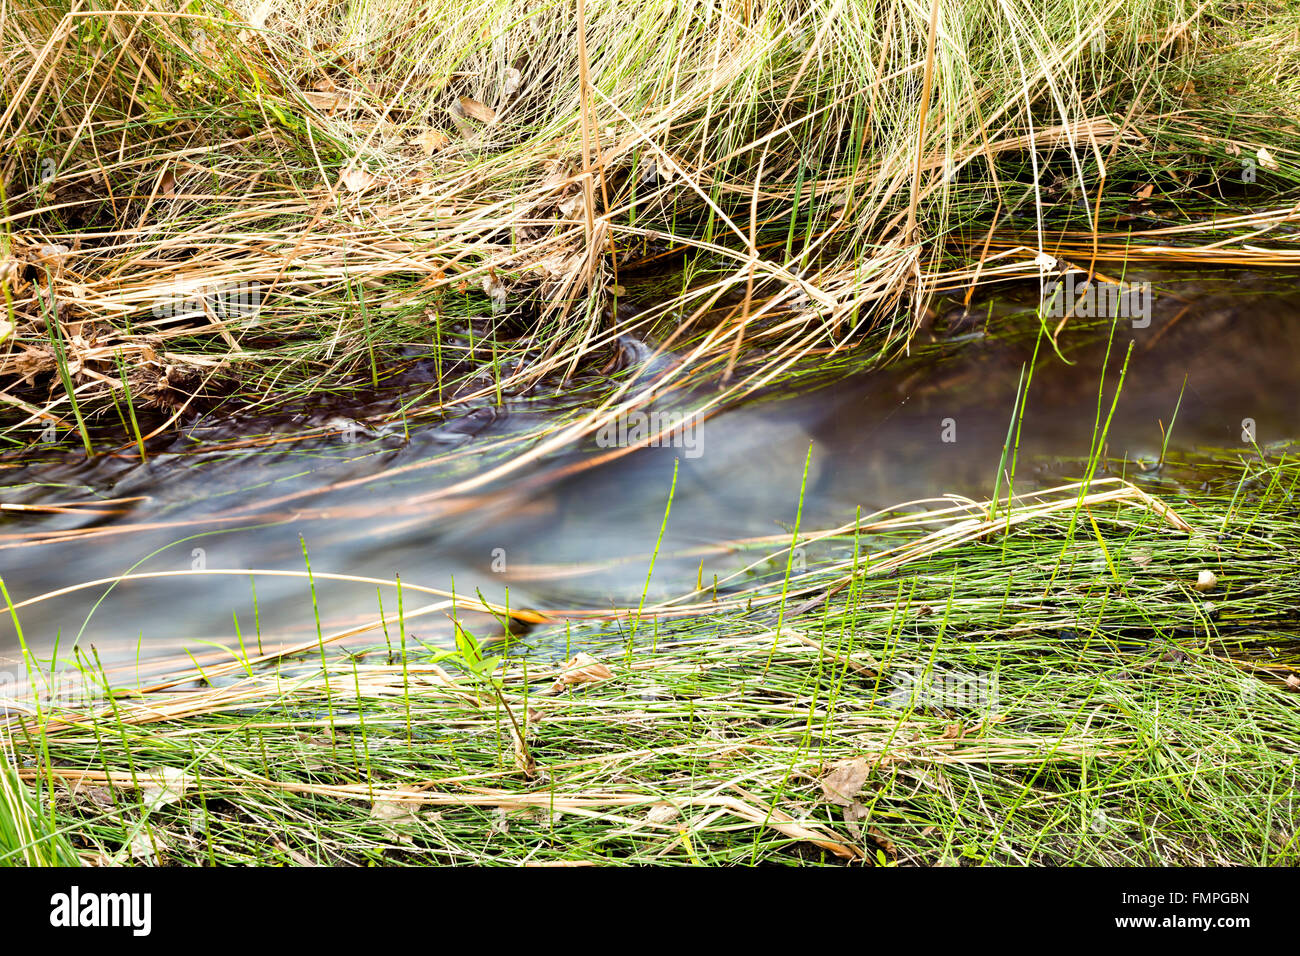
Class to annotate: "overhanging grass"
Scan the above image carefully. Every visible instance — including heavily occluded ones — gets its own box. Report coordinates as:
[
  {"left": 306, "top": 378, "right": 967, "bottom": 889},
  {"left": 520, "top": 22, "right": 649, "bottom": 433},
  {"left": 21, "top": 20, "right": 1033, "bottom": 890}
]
[{"left": 2, "top": 0, "right": 1299, "bottom": 469}]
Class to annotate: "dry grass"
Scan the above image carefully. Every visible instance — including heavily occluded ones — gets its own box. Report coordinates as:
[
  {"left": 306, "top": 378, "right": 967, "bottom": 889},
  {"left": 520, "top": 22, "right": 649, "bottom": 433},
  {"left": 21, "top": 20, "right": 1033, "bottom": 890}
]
[{"left": 1, "top": 0, "right": 1298, "bottom": 468}]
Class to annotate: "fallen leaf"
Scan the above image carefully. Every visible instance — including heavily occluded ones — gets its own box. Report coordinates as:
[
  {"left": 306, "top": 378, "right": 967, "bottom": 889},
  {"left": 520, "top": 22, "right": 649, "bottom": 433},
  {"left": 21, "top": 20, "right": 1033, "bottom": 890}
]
[
  {"left": 548, "top": 652, "right": 613, "bottom": 693},
  {"left": 1257, "top": 147, "right": 1279, "bottom": 171},
  {"left": 1135, "top": 183, "right": 1155, "bottom": 200},
  {"left": 1194, "top": 569, "right": 1218, "bottom": 592},
  {"left": 140, "top": 766, "right": 191, "bottom": 810},
  {"left": 409, "top": 128, "right": 450, "bottom": 156},
  {"left": 646, "top": 803, "right": 680, "bottom": 825},
  {"left": 302, "top": 89, "right": 353, "bottom": 112},
  {"left": 503, "top": 67, "right": 522, "bottom": 97},
  {"left": 159, "top": 169, "right": 176, "bottom": 198},
  {"left": 1285, "top": 675, "right": 1300, "bottom": 692},
  {"left": 458, "top": 96, "right": 496, "bottom": 124},
  {"left": 820, "top": 757, "right": 870, "bottom": 806},
  {"left": 371, "top": 798, "right": 420, "bottom": 823},
  {"left": 341, "top": 167, "right": 377, "bottom": 193}
]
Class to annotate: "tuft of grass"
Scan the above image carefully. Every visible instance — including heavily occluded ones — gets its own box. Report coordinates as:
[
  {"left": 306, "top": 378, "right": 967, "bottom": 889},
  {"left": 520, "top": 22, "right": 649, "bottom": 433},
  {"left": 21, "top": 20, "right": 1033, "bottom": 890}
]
[{"left": 0, "top": 738, "right": 80, "bottom": 866}]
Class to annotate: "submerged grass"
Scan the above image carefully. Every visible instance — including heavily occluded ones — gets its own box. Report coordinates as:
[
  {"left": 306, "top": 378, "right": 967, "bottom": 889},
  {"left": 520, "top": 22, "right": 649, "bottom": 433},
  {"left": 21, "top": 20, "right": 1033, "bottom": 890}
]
[{"left": 3, "top": 448, "right": 1297, "bottom": 866}]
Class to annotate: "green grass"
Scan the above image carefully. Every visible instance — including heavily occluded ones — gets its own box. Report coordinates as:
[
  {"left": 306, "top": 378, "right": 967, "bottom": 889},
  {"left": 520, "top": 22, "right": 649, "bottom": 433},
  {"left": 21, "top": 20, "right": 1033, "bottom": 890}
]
[
  {"left": 2, "top": 445, "right": 1297, "bottom": 866},
  {"left": 1, "top": 743, "right": 80, "bottom": 866}
]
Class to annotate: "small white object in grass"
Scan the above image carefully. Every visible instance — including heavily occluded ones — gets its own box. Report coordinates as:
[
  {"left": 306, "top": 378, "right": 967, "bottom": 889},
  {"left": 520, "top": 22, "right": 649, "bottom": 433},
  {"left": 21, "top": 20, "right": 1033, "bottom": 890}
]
[
  {"left": 646, "top": 803, "right": 679, "bottom": 825},
  {"left": 1194, "top": 569, "right": 1218, "bottom": 592},
  {"left": 140, "top": 766, "right": 191, "bottom": 810},
  {"left": 341, "top": 167, "right": 376, "bottom": 193},
  {"left": 503, "top": 67, "right": 522, "bottom": 97}
]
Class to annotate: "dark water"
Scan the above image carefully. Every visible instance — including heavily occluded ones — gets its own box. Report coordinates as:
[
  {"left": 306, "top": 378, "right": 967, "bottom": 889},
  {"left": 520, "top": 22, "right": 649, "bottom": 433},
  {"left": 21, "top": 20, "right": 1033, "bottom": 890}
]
[{"left": 2, "top": 269, "right": 1298, "bottom": 679}]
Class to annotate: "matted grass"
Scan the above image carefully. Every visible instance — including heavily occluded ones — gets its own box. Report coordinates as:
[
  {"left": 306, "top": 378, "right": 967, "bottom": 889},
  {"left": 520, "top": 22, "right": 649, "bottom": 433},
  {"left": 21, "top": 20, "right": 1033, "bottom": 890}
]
[{"left": 3, "top": 450, "right": 1297, "bottom": 866}]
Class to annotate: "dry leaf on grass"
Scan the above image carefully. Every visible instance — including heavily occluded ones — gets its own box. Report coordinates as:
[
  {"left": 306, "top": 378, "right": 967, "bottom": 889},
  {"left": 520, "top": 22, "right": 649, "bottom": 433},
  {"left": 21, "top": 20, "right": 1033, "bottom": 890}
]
[
  {"left": 646, "top": 803, "right": 680, "bottom": 825},
  {"left": 820, "top": 757, "right": 870, "bottom": 806},
  {"left": 458, "top": 96, "right": 497, "bottom": 124},
  {"left": 140, "top": 766, "right": 191, "bottom": 810},
  {"left": 341, "top": 168, "right": 377, "bottom": 193},
  {"left": 503, "top": 67, "right": 523, "bottom": 97},
  {"left": 1257, "top": 147, "right": 1279, "bottom": 171},
  {"left": 409, "top": 128, "right": 450, "bottom": 156},
  {"left": 548, "top": 652, "right": 613, "bottom": 693}
]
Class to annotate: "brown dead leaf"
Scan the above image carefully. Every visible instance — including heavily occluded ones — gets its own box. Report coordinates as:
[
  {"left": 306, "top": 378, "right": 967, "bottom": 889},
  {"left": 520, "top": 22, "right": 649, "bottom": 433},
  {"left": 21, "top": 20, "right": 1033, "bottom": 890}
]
[
  {"left": 302, "top": 89, "right": 353, "bottom": 112},
  {"left": 1285, "top": 674, "right": 1300, "bottom": 692},
  {"left": 159, "top": 169, "right": 176, "bottom": 198},
  {"left": 409, "top": 128, "right": 450, "bottom": 156},
  {"left": 548, "top": 652, "right": 613, "bottom": 693},
  {"left": 820, "top": 757, "right": 870, "bottom": 806},
  {"left": 1134, "top": 183, "right": 1154, "bottom": 200},
  {"left": 458, "top": 96, "right": 496, "bottom": 124}
]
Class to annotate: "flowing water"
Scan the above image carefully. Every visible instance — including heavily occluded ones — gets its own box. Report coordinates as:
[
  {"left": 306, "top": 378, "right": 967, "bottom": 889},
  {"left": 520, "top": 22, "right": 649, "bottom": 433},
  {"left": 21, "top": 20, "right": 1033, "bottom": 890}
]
[{"left": 3, "top": 268, "right": 1299, "bottom": 682}]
